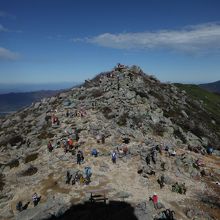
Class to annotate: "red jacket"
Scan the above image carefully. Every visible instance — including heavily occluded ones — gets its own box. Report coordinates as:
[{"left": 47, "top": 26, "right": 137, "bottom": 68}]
[{"left": 152, "top": 195, "right": 158, "bottom": 204}]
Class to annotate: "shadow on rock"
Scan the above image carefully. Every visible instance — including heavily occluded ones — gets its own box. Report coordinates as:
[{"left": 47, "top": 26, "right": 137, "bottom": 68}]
[{"left": 50, "top": 201, "right": 138, "bottom": 220}]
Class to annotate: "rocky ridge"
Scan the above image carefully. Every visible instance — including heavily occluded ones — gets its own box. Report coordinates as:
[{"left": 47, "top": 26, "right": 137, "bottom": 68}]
[{"left": 0, "top": 65, "right": 219, "bottom": 220}]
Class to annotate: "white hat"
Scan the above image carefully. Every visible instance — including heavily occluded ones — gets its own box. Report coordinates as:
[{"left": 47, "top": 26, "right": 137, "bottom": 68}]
[{"left": 153, "top": 192, "right": 157, "bottom": 195}]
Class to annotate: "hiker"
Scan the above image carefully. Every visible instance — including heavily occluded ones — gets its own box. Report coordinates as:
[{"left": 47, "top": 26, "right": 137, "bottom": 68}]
[
  {"left": 123, "top": 137, "right": 130, "bottom": 144},
  {"left": 16, "top": 201, "right": 23, "bottom": 212},
  {"left": 91, "top": 149, "right": 98, "bottom": 157},
  {"left": 145, "top": 154, "right": 151, "bottom": 165},
  {"left": 207, "top": 146, "right": 213, "bottom": 155},
  {"left": 165, "top": 145, "right": 169, "bottom": 151},
  {"left": 172, "top": 182, "right": 180, "bottom": 193},
  {"left": 172, "top": 182, "right": 186, "bottom": 194},
  {"left": 79, "top": 150, "right": 84, "bottom": 163},
  {"left": 112, "top": 150, "right": 117, "bottom": 164},
  {"left": 84, "top": 166, "right": 92, "bottom": 179},
  {"left": 96, "top": 134, "right": 101, "bottom": 144},
  {"left": 163, "top": 209, "right": 175, "bottom": 220},
  {"left": 66, "top": 171, "right": 72, "bottom": 184},
  {"left": 32, "top": 193, "right": 41, "bottom": 207},
  {"left": 66, "top": 109, "right": 69, "bottom": 117},
  {"left": 158, "top": 175, "right": 165, "bottom": 189},
  {"left": 155, "top": 145, "right": 162, "bottom": 154},
  {"left": 152, "top": 192, "right": 158, "bottom": 209},
  {"left": 169, "top": 149, "right": 176, "bottom": 157},
  {"left": 77, "top": 151, "right": 82, "bottom": 165},
  {"left": 180, "top": 183, "right": 187, "bottom": 194},
  {"left": 26, "top": 139, "right": 30, "bottom": 148},
  {"left": 151, "top": 149, "right": 157, "bottom": 164},
  {"left": 195, "top": 158, "right": 204, "bottom": 167},
  {"left": 161, "top": 161, "right": 166, "bottom": 171},
  {"left": 47, "top": 141, "right": 53, "bottom": 152},
  {"left": 67, "top": 138, "right": 73, "bottom": 149},
  {"left": 122, "top": 145, "right": 128, "bottom": 155},
  {"left": 101, "top": 134, "right": 105, "bottom": 144}
]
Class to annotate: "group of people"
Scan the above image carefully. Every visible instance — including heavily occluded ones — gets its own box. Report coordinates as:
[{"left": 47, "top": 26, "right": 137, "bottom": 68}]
[
  {"left": 96, "top": 134, "right": 105, "bottom": 144},
  {"left": 172, "top": 182, "right": 187, "bottom": 194},
  {"left": 16, "top": 193, "right": 41, "bottom": 212},
  {"left": 149, "top": 193, "right": 176, "bottom": 219},
  {"left": 66, "top": 167, "right": 92, "bottom": 186}
]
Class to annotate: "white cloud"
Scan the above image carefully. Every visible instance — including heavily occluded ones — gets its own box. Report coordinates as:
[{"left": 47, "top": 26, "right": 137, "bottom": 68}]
[
  {"left": 0, "top": 24, "right": 8, "bottom": 32},
  {"left": 0, "top": 47, "right": 20, "bottom": 60},
  {"left": 84, "top": 23, "right": 220, "bottom": 53}
]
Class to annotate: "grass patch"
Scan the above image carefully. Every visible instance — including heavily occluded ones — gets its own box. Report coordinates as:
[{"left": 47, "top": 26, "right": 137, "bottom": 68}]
[{"left": 175, "top": 84, "right": 220, "bottom": 120}]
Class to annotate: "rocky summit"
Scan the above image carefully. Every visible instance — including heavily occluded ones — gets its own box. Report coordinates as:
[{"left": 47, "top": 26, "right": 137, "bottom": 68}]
[{"left": 0, "top": 65, "right": 220, "bottom": 220}]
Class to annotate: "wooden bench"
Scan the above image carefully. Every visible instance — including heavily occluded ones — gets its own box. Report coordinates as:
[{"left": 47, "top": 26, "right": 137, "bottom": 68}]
[{"left": 86, "top": 188, "right": 110, "bottom": 204}]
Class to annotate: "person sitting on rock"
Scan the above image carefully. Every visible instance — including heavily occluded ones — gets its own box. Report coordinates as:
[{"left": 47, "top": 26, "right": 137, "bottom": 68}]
[
  {"left": 101, "top": 134, "right": 105, "bottom": 144},
  {"left": 169, "top": 149, "right": 176, "bottom": 157},
  {"left": 163, "top": 209, "right": 175, "bottom": 220},
  {"left": 16, "top": 201, "right": 23, "bottom": 212},
  {"left": 67, "top": 138, "right": 73, "bottom": 150},
  {"left": 66, "top": 171, "right": 72, "bottom": 184},
  {"left": 165, "top": 145, "right": 169, "bottom": 151},
  {"left": 96, "top": 134, "right": 101, "bottom": 144},
  {"left": 91, "top": 149, "right": 98, "bottom": 157},
  {"left": 32, "top": 193, "right": 41, "bottom": 207},
  {"left": 26, "top": 139, "right": 30, "bottom": 148},
  {"left": 161, "top": 161, "right": 166, "bottom": 171},
  {"left": 195, "top": 158, "right": 204, "bottom": 167},
  {"left": 145, "top": 154, "right": 151, "bottom": 165},
  {"left": 123, "top": 145, "right": 128, "bottom": 155},
  {"left": 207, "top": 146, "right": 213, "bottom": 155},
  {"left": 172, "top": 182, "right": 179, "bottom": 193},
  {"left": 66, "top": 109, "right": 69, "bottom": 117},
  {"left": 151, "top": 149, "right": 157, "bottom": 164},
  {"left": 158, "top": 174, "right": 165, "bottom": 189},
  {"left": 155, "top": 145, "right": 162, "bottom": 155},
  {"left": 47, "top": 141, "right": 53, "bottom": 152},
  {"left": 180, "top": 183, "right": 187, "bottom": 194}
]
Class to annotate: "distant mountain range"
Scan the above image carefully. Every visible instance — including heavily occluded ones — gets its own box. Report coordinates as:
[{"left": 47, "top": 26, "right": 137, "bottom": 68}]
[
  {"left": 0, "top": 90, "right": 60, "bottom": 116},
  {"left": 0, "top": 82, "right": 81, "bottom": 116},
  {"left": 199, "top": 80, "right": 220, "bottom": 94},
  {"left": 0, "top": 82, "right": 79, "bottom": 94}
]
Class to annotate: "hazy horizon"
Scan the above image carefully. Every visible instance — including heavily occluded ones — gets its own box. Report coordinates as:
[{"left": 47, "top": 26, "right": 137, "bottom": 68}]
[{"left": 1, "top": 0, "right": 220, "bottom": 84}]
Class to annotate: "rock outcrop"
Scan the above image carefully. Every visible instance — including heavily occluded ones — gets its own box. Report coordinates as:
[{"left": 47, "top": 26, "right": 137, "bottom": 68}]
[{"left": 0, "top": 65, "right": 219, "bottom": 220}]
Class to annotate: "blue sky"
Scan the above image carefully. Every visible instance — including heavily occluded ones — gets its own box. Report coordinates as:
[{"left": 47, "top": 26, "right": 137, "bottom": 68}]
[{"left": 0, "top": 0, "right": 220, "bottom": 84}]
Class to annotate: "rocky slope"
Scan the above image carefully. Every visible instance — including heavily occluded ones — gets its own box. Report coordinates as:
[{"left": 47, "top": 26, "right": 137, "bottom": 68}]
[{"left": 0, "top": 65, "right": 219, "bottom": 220}]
